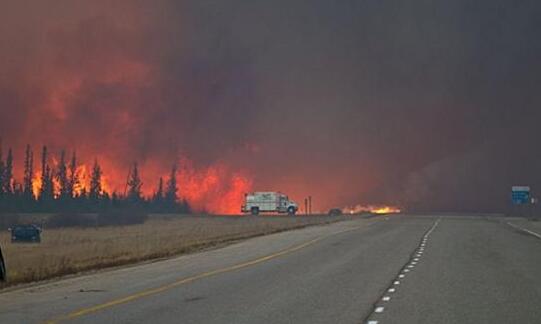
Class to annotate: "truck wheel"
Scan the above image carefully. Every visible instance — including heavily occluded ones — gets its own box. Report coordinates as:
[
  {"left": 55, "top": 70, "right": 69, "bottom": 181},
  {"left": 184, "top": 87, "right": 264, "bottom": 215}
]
[
  {"left": 251, "top": 207, "right": 259, "bottom": 216},
  {"left": 287, "top": 207, "right": 296, "bottom": 216}
]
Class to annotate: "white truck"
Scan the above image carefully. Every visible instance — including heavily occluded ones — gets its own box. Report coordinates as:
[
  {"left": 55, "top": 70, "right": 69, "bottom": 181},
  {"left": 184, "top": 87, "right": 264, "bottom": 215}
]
[{"left": 241, "top": 192, "right": 298, "bottom": 215}]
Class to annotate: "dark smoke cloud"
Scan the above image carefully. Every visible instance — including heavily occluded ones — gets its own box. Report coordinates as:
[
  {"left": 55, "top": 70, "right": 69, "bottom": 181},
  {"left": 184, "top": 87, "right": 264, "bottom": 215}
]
[{"left": 1, "top": 0, "right": 541, "bottom": 212}]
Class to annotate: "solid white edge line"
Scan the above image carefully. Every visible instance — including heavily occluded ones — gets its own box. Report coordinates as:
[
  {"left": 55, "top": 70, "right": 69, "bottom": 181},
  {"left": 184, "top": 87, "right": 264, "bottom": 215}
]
[{"left": 507, "top": 222, "right": 541, "bottom": 240}]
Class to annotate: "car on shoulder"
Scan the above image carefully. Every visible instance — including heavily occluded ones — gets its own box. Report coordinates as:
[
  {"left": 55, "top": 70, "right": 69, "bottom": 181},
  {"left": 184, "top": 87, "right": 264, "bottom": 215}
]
[{"left": 9, "top": 224, "right": 42, "bottom": 243}]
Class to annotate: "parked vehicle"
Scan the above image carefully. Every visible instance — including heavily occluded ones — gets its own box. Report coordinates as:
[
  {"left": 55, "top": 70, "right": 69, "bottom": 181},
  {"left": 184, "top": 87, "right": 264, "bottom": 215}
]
[
  {"left": 241, "top": 192, "right": 298, "bottom": 215},
  {"left": 9, "top": 224, "right": 42, "bottom": 243},
  {"left": 328, "top": 208, "right": 343, "bottom": 216}
]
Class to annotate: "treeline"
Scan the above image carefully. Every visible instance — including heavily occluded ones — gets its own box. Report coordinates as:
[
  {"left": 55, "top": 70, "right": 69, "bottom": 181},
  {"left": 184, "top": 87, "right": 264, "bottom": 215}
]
[{"left": 0, "top": 143, "right": 191, "bottom": 214}]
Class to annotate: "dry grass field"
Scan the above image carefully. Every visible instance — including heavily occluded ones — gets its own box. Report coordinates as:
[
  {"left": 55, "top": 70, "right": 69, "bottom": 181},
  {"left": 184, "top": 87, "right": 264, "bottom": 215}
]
[{"left": 0, "top": 214, "right": 351, "bottom": 286}]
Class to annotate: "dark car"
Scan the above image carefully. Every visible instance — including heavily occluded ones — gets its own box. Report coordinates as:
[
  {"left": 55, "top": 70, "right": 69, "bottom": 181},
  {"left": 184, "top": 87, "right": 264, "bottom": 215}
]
[
  {"left": 328, "top": 208, "right": 343, "bottom": 216},
  {"left": 9, "top": 224, "right": 42, "bottom": 243}
]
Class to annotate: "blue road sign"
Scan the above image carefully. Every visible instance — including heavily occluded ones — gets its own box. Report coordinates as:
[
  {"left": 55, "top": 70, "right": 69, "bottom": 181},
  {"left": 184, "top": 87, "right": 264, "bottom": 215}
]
[{"left": 512, "top": 186, "right": 531, "bottom": 205}]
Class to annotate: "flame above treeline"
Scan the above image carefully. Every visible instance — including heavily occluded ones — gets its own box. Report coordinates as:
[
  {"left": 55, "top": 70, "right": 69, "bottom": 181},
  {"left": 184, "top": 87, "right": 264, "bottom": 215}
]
[{"left": 11, "top": 147, "right": 253, "bottom": 215}]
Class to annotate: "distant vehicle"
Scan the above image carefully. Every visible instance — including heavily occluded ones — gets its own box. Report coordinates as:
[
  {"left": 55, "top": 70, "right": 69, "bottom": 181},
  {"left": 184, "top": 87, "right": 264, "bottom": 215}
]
[
  {"left": 9, "top": 224, "right": 42, "bottom": 243},
  {"left": 242, "top": 192, "right": 298, "bottom": 215},
  {"left": 328, "top": 208, "right": 343, "bottom": 216}
]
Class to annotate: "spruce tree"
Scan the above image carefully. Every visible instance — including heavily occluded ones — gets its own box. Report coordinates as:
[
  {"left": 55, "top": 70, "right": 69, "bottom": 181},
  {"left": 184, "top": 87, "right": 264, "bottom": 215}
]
[
  {"left": 23, "top": 145, "right": 34, "bottom": 200},
  {"left": 39, "top": 146, "right": 47, "bottom": 199},
  {"left": 57, "top": 150, "right": 69, "bottom": 200},
  {"left": 164, "top": 165, "right": 178, "bottom": 210},
  {"left": 89, "top": 159, "right": 103, "bottom": 202},
  {"left": 127, "top": 162, "right": 142, "bottom": 203},
  {"left": 67, "top": 151, "right": 79, "bottom": 198},
  {"left": 154, "top": 177, "right": 164, "bottom": 205},
  {"left": 39, "top": 146, "right": 54, "bottom": 203},
  {"left": 3, "top": 148, "right": 13, "bottom": 195}
]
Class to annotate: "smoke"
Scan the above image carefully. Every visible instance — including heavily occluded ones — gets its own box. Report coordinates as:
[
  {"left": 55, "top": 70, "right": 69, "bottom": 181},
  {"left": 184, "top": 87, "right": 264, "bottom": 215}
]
[{"left": 1, "top": 0, "right": 541, "bottom": 213}]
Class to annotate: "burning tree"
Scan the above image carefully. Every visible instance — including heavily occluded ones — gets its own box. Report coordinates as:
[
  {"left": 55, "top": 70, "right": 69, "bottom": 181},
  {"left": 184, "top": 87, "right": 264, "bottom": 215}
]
[
  {"left": 67, "top": 151, "right": 79, "bottom": 198},
  {"left": 127, "top": 162, "right": 143, "bottom": 203},
  {"left": 0, "top": 143, "right": 253, "bottom": 218},
  {"left": 39, "top": 146, "right": 54, "bottom": 203},
  {"left": 56, "top": 150, "right": 70, "bottom": 201},
  {"left": 165, "top": 165, "right": 178, "bottom": 208},
  {"left": 23, "top": 145, "right": 34, "bottom": 201},
  {"left": 89, "top": 159, "right": 103, "bottom": 201}
]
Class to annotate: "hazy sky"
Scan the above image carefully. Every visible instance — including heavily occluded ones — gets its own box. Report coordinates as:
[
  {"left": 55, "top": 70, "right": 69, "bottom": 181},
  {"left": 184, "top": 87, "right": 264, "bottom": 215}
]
[{"left": 1, "top": 0, "right": 540, "bottom": 212}]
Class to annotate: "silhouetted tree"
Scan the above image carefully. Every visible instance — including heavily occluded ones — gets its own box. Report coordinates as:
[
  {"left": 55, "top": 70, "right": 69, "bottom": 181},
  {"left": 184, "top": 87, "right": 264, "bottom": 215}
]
[
  {"left": 0, "top": 143, "right": 196, "bottom": 216},
  {"left": 57, "top": 150, "right": 70, "bottom": 200},
  {"left": 89, "top": 159, "right": 103, "bottom": 202},
  {"left": 23, "top": 144, "right": 34, "bottom": 200},
  {"left": 127, "top": 162, "right": 142, "bottom": 203},
  {"left": 39, "top": 146, "right": 54, "bottom": 203},
  {"left": 67, "top": 151, "right": 79, "bottom": 198},
  {"left": 153, "top": 177, "right": 164, "bottom": 206},
  {"left": 3, "top": 148, "right": 14, "bottom": 195},
  {"left": 165, "top": 165, "right": 178, "bottom": 205}
]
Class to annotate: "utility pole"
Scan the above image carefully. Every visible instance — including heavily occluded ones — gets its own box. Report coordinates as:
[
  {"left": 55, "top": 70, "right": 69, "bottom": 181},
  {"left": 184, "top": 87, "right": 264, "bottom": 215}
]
[
  {"left": 308, "top": 196, "right": 312, "bottom": 215},
  {"left": 304, "top": 198, "right": 308, "bottom": 216}
]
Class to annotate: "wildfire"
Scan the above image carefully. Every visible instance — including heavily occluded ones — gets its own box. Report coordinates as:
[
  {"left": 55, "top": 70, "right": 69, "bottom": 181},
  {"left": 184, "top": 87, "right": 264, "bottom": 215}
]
[
  {"left": 370, "top": 206, "right": 402, "bottom": 214},
  {"left": 28, "top": 155, "right": 251, "bottom": 214},
  {"left": 32, "top": 171, "right": 42, "bottom": 199},
  {"left": 31, "top": 162, "right": 116, "bottom": 199},
  {"left": 178, "top": 161, "right": 252, "bottom": 214},
  {"left": 344, "top": 204, "right": 402, "bottom": 215}
]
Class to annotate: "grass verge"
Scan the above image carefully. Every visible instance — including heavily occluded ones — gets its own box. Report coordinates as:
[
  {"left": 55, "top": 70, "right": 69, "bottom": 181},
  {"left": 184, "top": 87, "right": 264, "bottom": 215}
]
[{"left": 0, "top": 214, "right": 352, "bottom": 287}]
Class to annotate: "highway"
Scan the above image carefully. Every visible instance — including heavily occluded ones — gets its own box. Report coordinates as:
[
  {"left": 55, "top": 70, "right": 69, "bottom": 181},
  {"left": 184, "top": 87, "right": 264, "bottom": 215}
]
[{"left": 0, "top": 215, "right": 540, "bottom": 324}]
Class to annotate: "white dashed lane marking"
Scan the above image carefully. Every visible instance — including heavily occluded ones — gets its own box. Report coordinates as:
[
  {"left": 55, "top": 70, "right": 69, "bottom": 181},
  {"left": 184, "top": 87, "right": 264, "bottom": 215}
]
[{"left": 365, "top": 218, "right": 441, "bottom": 324}]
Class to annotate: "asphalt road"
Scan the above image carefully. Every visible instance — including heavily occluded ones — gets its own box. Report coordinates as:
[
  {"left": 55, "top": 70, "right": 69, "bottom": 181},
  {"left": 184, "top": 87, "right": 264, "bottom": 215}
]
[{"left": 0, "top": 215, "right": 540, "bottom": 324}]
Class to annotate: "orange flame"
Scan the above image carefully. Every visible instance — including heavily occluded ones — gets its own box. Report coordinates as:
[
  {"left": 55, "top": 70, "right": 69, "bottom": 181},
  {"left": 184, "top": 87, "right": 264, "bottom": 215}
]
[
  {"left": 369, "top": 206, "right": 402, "bottom": 214},
  {"left": 178, "top": 161, "right": 252, "bottom": 214},
  {"left": 32, "top": 171, "right": 42, "bottom": 199},
  {"left": 25, "top": 152, "right": 251, "bottom": 213},
  {"left": 344, "top": 204, "right": 402, "bottom": 215}
]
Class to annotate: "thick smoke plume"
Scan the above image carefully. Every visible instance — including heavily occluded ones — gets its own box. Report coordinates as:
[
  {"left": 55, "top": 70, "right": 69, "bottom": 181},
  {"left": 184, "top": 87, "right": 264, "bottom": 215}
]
[{"left": 1, "top": 1, "right": 541, "bottom": 213}]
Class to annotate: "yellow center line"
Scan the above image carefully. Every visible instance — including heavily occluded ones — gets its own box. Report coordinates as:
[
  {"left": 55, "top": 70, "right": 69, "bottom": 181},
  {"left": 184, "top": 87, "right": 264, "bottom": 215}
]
[{"left": 44, "top": 223, "right": 370, "bottom": 324}]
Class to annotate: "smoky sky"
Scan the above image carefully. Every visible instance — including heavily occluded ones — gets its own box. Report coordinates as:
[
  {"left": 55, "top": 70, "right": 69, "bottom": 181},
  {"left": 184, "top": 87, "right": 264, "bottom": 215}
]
[{"left": 1, "top": 0, "right": 541, "bottom": 212}]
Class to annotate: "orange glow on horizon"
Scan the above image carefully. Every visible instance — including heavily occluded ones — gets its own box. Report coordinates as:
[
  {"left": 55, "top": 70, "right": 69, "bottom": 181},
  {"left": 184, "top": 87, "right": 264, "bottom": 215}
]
[
  {"left": 344, "top": 204, "right": 402, "bottom": 215},
  {"left": 369, "top": 206, "right": 402, "bottom": 214}
]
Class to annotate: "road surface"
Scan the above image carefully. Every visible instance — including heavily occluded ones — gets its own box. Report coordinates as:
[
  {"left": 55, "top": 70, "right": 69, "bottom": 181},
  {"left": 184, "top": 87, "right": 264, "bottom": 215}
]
[{"left": 0, "top": 215, "right": 540, "bottom": 324}]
